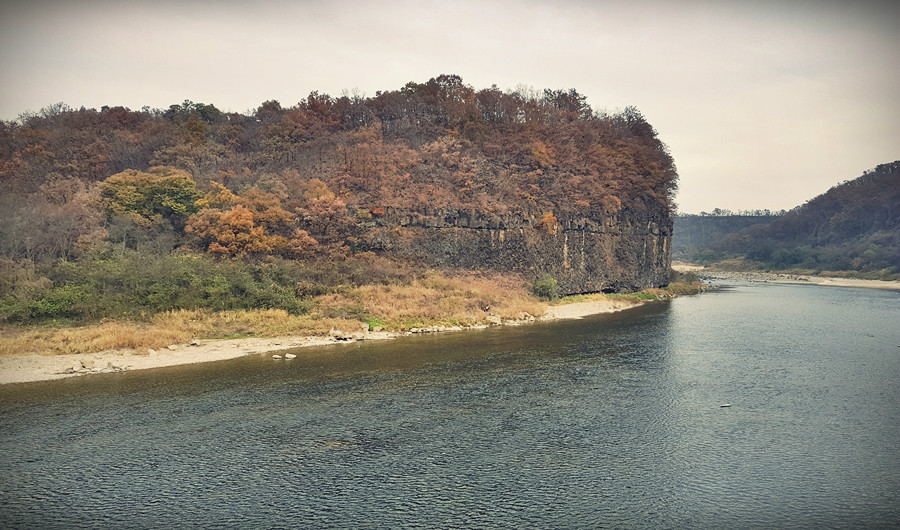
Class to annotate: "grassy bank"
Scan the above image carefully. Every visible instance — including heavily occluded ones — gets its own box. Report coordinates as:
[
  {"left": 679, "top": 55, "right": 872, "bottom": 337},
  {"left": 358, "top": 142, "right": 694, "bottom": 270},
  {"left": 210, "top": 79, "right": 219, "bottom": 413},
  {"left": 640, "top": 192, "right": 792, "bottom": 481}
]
[
  {"left": 0, "top": 269, "right": 544, "bottom": 356},
  {"left": 1, "top": 255, "right": 705, "bottom": 357}
]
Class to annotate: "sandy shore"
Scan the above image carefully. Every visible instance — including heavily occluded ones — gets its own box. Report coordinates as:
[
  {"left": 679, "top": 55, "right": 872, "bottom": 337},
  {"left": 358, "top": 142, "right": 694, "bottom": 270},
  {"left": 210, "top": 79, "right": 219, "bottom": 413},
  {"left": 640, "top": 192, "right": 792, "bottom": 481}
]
[
  {"left": 541, "top": 299, "right": 640, "bottom": 320},
  {"left": 692, "top": 269, "right": 900, "bottom": 291},
  {"left": 0, "top": 299, "right": 640, "bottom": 386}
]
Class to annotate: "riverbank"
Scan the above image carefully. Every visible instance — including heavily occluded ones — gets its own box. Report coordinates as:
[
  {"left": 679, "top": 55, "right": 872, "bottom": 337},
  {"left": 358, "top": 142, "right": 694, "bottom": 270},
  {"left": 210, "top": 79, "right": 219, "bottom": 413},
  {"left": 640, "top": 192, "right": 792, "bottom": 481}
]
[
  {"left": 672, "top": 264, "right": 900, "bottom": 291},
  {"left": 0, "top": 296, "right": 647, "bottom": 386}
]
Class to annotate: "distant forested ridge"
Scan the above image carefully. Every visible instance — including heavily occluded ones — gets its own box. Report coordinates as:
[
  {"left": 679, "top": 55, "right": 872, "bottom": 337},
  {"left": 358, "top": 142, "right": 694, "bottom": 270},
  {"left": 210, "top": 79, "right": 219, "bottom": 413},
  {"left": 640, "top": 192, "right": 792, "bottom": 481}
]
[
  {"left": 0, "top": 75, "right": 678, "bottom": 323},
  {"left": 673, "top": 214, "right": 779, "bottom": 262},
  {"left": 677, "top": 161, "right": 900, "bottom": 272}
]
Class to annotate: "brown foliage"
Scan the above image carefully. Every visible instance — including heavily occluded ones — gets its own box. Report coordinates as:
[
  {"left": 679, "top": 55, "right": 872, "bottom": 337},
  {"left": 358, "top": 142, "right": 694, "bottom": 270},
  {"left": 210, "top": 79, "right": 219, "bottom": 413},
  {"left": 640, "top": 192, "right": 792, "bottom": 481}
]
[
  {"left": 187, "top": 185, "right": 319, "bottom": 259},
  {"left": 1, "top": 75, "right": 678, "bottom": 265},
  {"left": 538, "top": 212, "right": 559, "bottom": 234}
]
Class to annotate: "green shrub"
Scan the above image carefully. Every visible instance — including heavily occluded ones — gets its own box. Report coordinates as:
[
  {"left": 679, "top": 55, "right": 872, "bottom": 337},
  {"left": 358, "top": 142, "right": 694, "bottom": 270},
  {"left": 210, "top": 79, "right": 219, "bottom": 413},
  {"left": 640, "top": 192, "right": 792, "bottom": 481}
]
[
  {"left": 0, "top": 248, "right": 428, "bottom": 325},
  {"left": 0, "top": 283, "right": 91, "bottom": 322},
  {"left": 532, "top": 275, "right": 559, "bottom": 301},
  {"left": 664, "top": 281, "right": 704, "bottom": 296},
  {"left": 673, "top": 270, "right": 699, "bottom": 283}
]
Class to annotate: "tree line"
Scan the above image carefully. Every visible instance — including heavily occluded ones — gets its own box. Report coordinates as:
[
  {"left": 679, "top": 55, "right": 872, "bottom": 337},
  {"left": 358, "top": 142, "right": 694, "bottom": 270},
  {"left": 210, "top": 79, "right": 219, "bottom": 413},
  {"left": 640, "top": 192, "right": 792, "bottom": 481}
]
[{"left": 685, "top": 208, "right": 786, "bottom": 217}]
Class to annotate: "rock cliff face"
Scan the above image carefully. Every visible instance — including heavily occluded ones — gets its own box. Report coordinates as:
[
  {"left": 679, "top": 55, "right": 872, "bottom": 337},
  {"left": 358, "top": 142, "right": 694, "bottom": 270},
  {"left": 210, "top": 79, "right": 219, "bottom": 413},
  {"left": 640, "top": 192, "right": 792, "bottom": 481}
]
[{"left": 362, "top": 207, "right": 672, "bottom": 294}]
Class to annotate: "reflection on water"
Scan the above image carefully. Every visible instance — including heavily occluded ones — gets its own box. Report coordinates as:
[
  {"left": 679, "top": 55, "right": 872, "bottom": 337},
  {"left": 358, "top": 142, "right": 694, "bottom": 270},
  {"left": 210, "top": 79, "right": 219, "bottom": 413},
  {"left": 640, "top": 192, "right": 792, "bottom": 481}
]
[{"left": 1, "top": 283, "right": 898, "bottom": 528}]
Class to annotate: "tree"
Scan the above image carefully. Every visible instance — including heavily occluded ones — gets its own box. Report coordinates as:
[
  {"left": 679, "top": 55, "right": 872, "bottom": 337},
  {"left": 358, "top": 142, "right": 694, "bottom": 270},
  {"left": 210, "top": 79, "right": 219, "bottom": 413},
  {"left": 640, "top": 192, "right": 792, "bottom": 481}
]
[
  {"left": 0, "top": 174, "right": 106, "bottom": 262},
  {"left": 187, "top": 183, "right": 319, "bottom": 259},
  {"left": 187, "top": 205, "right": 276, "bottom": 258},
  {"left": 537, "top": 212, "right": 559, "bottom": 234},
  {"left": 296, "top": 179, "right": 354, "bottom": 246},
  {"left": 532, "top": 274, "right": 559, "bottom": 301},
  {"left": 100, "top": 166, "right": 201, "bottom": 230}
]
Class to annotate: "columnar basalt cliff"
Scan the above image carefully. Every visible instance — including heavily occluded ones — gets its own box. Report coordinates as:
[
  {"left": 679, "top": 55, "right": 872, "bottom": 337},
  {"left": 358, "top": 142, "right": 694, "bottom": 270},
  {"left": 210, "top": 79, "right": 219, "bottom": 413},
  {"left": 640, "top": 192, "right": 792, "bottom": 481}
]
[{"left": 363, "top": 207, "right": 672, "bottom": 294}]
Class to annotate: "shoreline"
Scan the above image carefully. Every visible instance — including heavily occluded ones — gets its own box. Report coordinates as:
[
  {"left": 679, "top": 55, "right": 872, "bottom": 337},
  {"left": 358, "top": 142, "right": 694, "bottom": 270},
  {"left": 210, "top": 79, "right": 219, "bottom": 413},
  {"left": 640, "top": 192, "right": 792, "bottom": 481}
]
[
  {"left": 695, "top": 270, "right": 900, "bottom": 291},
  {"left": 0, "top": 298, "right": 642, "bottom": 386}
]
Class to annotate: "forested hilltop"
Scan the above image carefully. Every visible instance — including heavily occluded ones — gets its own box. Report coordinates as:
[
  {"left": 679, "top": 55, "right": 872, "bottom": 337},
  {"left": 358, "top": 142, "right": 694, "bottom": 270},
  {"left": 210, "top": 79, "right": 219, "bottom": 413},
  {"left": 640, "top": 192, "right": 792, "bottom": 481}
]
[
  {"left": 679, "top": 161, "right": 899, "bottom": 275},
  {"left": 0, "top": 75, "right": 679, "bottom": 331}
]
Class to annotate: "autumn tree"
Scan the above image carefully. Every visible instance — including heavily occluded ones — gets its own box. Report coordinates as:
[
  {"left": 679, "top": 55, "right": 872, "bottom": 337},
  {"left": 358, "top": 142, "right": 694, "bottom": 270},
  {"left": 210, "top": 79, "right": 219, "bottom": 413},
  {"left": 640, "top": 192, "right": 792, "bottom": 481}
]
[
  {"left": 99, "top": 166, "right": 201, "bottom": 230},
  {"left": 187, "top": 182, "right": 318, "bottom": 258},
  {"left": 296, "top": 179, "right": 355, "bottom": 247},
  {"left": 1, "top": 75, "right": 680, "bottom": 259},
  {"left": 0, "top": 174, "right": 106, "bottom": 262},
  {"left": 537, "top": 212, "right": 559, "bottom": 234}
]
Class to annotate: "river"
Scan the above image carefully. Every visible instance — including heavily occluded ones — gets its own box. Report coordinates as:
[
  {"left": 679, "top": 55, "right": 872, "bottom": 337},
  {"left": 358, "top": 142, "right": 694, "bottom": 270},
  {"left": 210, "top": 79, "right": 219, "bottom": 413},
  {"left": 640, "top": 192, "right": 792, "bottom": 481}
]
[{"left": 1, "top": 281, "right": 898, "bottom": 528}]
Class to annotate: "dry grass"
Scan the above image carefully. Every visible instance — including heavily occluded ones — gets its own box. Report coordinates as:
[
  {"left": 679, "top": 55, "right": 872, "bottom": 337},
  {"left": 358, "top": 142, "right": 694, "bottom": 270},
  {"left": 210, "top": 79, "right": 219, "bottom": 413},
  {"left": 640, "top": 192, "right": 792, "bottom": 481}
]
[
  {"left": 351, "top": 271, "right": 544, "bottom": 329},
  {"left": 0, "top": 309, "right": 364, "bottom": 357},
  {"left": 0, "top": 321, "right": 193, "bottom": 356},
  {"left": 153, "top": 308, "right": 362, "bottom": 337},
  {"left": 554, "top": 292, "right": 610, "bottom": 305},
  {"left": 0, "top": 270, "right": 546, "bottom": 356}
]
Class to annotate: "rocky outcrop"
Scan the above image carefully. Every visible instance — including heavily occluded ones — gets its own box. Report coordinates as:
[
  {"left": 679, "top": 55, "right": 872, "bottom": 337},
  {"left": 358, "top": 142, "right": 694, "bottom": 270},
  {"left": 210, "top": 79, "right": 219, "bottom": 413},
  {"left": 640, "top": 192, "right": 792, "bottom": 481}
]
[{"left": 362, "top": 207, "right": 672, "bottom": 295}]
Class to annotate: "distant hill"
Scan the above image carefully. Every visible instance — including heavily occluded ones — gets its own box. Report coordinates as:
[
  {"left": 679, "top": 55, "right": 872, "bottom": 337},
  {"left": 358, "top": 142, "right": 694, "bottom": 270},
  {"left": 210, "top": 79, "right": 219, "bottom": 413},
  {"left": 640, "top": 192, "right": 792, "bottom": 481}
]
[
  {"left": 673, "top": 214, "right": 778, "bottom": 261},
  {"left": 689, "top": 161, "right": 900, "bottom": 272}
]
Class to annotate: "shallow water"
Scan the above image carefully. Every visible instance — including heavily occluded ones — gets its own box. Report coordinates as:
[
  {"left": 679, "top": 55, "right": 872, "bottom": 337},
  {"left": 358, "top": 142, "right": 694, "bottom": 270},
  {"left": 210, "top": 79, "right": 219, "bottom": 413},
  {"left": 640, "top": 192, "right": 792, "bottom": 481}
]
[{"left": 1, "top": 282, "right": 898, "bottom": 528}]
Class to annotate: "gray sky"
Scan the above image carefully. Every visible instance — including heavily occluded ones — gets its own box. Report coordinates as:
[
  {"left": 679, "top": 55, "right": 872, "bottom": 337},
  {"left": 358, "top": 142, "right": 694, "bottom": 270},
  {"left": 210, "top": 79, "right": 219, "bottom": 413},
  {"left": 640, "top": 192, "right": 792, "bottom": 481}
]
[{"left": 1, "top": 0, "right": 897, "bottom": 213}]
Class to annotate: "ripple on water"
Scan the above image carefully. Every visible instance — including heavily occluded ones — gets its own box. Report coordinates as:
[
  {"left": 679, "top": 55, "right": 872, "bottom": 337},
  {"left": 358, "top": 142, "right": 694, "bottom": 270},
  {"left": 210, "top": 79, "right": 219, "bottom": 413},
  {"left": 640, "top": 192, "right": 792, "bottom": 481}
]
[{"left": 1, "top": 284, "right": 899, "bottom": 528}]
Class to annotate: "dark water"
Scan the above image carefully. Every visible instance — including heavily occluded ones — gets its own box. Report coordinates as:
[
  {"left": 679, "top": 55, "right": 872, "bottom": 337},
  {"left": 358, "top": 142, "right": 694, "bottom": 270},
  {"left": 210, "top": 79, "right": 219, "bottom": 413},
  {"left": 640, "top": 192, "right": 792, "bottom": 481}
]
[{"left": 1, "top": 282, "right": 898, "bottom": 528}]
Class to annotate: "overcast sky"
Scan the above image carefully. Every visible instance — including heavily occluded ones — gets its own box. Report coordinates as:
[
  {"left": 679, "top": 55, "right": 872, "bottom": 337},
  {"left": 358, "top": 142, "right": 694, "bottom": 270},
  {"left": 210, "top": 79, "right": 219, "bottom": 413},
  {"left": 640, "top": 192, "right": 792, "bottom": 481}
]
[{"left": 1, "top": 0, "right": 897, "bottom": 213}]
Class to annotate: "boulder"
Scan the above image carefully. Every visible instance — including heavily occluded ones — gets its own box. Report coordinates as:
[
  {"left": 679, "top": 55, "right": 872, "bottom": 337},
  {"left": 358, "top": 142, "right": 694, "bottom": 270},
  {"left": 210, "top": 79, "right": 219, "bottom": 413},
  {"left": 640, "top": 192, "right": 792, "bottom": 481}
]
[{"left": 328, "top": 326, "right": 352, "bottom": 340}]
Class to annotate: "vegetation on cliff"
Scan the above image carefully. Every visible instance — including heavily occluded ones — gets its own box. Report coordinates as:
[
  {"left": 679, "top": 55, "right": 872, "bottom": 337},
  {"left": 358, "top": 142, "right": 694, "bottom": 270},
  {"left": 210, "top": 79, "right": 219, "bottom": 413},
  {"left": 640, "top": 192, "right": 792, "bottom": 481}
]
[
  {"left": 0, "top": 75, "right": 678, "bottom": 337},
  {"left": 676, "top": 161, "right": 899, "bottom": 275}
]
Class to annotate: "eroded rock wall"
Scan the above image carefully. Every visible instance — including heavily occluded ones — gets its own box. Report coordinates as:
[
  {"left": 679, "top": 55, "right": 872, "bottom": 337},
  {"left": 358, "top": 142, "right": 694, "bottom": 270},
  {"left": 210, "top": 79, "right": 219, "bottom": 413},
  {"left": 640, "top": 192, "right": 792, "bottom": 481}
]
[{"left": 362, "top": 208, "right": 672, "bottom": 294}]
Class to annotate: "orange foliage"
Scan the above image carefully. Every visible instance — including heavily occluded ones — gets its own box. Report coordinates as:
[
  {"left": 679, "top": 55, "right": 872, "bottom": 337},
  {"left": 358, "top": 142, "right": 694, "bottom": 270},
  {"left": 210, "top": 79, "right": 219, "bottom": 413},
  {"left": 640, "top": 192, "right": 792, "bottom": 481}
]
[
  {"left": 537, "top": 212, "right": 559, "bottom": 234},
  {"left": 529, "top": 141, "right": 555, "bottom": 168},
  {"left": 187, "top": 185, "right": 319, "bottom": 258}
]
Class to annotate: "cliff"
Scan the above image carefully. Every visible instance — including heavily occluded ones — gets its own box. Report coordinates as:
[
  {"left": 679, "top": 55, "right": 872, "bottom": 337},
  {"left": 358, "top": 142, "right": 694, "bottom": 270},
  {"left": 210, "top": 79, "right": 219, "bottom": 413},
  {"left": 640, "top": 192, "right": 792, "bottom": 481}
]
[{"left": 364, "top": 207, "right": 672, "bottom": 294}]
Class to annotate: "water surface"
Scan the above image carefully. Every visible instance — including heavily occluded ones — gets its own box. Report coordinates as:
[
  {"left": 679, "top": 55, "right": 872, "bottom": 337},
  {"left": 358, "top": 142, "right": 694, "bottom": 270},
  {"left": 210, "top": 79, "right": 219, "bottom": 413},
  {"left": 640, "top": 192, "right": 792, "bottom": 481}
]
[{"left": 1, "top": 282, "right": 898, "bottom": 528}]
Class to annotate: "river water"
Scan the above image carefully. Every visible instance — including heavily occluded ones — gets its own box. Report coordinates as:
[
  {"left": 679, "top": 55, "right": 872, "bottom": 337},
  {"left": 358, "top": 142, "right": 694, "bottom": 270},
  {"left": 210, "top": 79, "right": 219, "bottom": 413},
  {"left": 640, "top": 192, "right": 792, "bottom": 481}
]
[{"left": 1, "top": 282, "right": 898, "bottom": 528}]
